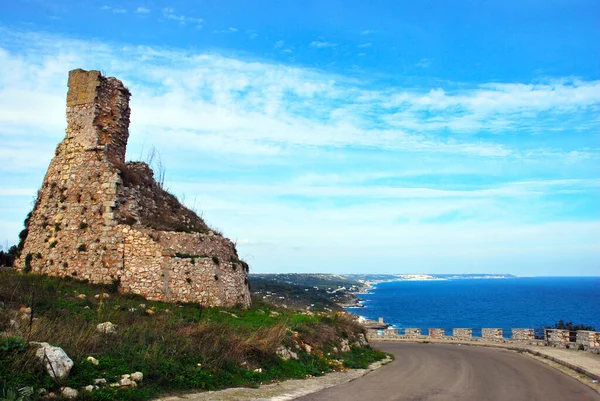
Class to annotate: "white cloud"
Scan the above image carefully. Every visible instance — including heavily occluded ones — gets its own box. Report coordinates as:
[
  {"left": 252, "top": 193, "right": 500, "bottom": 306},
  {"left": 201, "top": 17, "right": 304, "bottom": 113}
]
[
  {"left": 136, "top": 6, "right": 150, "bottom": 14},
  {"left": 361, "top": 30, "right": 373, "bottom": 35},
  {"left": 101, "top": 5, "right": 126, "bottom": 13},
  {"left": 162, "top": 7, "right": 203, "bottom": 26},
  {"left": 213, "top": 27, "right": 238, "bottom": 34},
  {"left": 310, "top": 41, "right": 337, "bottom": 48},
  {"left": 415, "top": 58, "right": 430, "bottom": 68},
  {"left": 0, "top": 30, "right": 598, "bottom": 275},
  {"left": 357, "top": 42, "right": 372, "bottom": 48}
]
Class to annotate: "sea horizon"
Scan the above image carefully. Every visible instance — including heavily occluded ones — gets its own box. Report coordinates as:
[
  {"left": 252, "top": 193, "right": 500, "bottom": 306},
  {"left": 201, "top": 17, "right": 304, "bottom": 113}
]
[{"left": 347, "top": 276, "right": 600, "bottom": 332}]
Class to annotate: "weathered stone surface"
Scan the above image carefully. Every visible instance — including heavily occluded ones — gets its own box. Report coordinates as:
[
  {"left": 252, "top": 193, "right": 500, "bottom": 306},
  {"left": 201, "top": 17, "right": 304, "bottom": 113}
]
[
  {"left": 404, "top": 328, "right": 421, "bottom": 338},
  {"left": 15, "top": 69, "right": 251, "bottom": 308},
  {"left": 482, "top": 328, "right": 503, "bottom": 341},
  {"left": 61, "top": 387, "right": 78, "bottom": 399},
  {"left": 130, "top": 371, "right": 144, "bottom": 382},
  {"left": 33, "top": 342, "right": 74, "bottom": 379},
  {"left": 453, "top": 328, "right": 472, "bottom": 340},
  {"left": 428, "top": 328, "right": 444, "bottom": 339},
  {"left": 276, "top": 346, "right": 299, "bottom": 360},
  {"left": 512, "top": 329, "right": 534, "bottom": 341},
  {"left": 96, "top": 321, "right": 117, "bottom": 334}
]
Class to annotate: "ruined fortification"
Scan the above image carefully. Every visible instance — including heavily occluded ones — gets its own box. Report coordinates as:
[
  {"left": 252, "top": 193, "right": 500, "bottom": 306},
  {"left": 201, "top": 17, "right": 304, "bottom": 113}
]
[{"left": 15, "top": 69, "right": 251, "bottom": 307}]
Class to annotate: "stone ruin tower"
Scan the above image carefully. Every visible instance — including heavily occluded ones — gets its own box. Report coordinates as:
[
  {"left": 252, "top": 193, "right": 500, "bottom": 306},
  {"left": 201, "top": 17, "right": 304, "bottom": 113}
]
[{"left": 15, "top": 69, "right": 251, "bottom": 307}]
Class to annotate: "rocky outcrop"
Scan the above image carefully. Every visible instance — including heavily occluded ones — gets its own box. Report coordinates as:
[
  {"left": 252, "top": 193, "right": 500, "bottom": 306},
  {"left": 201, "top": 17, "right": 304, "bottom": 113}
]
[{"left": 15, "top": 69, "right": 251, "bottom": 307}]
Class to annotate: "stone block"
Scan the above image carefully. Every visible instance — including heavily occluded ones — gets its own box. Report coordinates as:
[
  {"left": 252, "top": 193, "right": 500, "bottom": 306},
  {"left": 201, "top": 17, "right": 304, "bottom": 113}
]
[
  {"left": 482, "top": 328, "right": 503, "bottom": 341},
  {"left": 428, "top": 328, "right": 444, "bottom": 339},
  {"left": 453, "top": 328, "right": 472, "bottom": 340},
  {"left": 512, "top": 329, "right": 535, "bottom": 341}
]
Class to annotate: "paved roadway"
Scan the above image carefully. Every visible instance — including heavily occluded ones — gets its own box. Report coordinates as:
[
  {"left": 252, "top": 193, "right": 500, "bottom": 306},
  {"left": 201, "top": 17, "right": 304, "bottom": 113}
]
[{"left": 296, "top": 342, "right": 600, "bottom": 401}]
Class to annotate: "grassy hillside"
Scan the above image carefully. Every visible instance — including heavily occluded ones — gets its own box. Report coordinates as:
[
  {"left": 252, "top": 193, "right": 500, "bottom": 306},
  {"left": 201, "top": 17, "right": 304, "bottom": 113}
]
[{"left": 0, "top": 269, "right": 386, "bottom": 400}]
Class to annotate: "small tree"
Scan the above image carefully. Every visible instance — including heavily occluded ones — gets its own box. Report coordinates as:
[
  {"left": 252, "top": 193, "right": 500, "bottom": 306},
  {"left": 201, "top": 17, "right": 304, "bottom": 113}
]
[{"left": 549, "top": 320, "right": 595, "bottom": 332}]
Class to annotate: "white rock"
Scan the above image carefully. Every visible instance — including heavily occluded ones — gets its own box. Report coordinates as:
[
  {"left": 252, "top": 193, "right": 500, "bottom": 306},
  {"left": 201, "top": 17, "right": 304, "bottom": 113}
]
[
  {"left": 83, "top": 385, "right": 94, "bottom": 392},
  {"left": 276, "top": 346, "right": 298, "bottom": 360},
  {"left": 253, "top": 368, "right": 262, "bottom": 373},
  {"left": 33, "top": 342, "right": 73, "bottom": 379},
  {"left": 96, "top": 322, "right": 117, "bottom": 334},
  {"left": 87, "top": 356, "right": 99, "bottom": 365},
  {"left": 304, "top": 344, "right": 312, "bottom": 354},
  {"left": 119, "top": 377, "right": 137, "bottom": 387},
  {"left": 94, "top": 378, "right": 107, "bottom": 385},
  {"left": 130, "top": 371, "right": 143, "bottom": 382},
  {"left": 61, "top": 387, "right": 78, "bottom": 399},
  {"left": 340, "top": 339, "right": 351, "bottom": 353}
]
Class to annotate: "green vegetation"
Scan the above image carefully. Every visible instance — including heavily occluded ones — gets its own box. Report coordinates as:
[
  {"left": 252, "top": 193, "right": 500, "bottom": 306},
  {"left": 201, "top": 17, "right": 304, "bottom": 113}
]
[
  {"left": 250, "top": 274, "right": 365, "bottom": 311},
  {"left": 0, "top": 270, "right": 386, "bottom": 400},
  {"left": 0, "top": 246, "right": 18, "bottom": 267},
  {"left": 548, "top": 320, "right": 596, "bottom": 331}
]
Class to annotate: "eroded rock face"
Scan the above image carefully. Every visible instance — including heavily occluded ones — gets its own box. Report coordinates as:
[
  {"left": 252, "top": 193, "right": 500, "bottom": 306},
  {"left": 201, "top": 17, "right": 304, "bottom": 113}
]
[{"left": 15, "top": 69, "right": 251, "bottom": 308}]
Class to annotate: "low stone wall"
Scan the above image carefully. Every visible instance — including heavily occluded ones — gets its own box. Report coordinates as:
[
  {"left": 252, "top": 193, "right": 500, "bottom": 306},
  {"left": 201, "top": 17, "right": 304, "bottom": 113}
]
[
  {"left": 577, "top": 331, "right": 600, "bottom": 350},
  {"left": 366, "top": 328, "right": 545, "bottom": 346},
  {"left": 544, "top": 329, "right": 600, "bottom": 352},
  {"left": 367, "top": 327, "right": 600, "bottom": 351}
]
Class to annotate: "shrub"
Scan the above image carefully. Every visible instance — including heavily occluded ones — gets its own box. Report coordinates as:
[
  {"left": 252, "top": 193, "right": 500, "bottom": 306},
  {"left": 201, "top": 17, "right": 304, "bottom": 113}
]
[
  {"left": 23, "top": 254, "right": 33, "bottom": 273},
  {"left": 77, "top": 244, "right": 87, "bottom": 252},
  {"left": 212, "top": 256, "right": 220, "bottom": 265}
]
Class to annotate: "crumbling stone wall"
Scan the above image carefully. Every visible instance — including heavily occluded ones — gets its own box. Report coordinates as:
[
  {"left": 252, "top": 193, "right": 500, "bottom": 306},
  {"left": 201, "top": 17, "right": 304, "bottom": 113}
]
[{"left": 15, "top": 69, "right": 251, "bottom": 307}]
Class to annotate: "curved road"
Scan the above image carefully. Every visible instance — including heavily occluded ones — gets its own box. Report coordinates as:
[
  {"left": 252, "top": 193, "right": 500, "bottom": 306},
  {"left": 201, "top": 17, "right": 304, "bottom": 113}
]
[{"left": 297, "top": 342, "right": 600, "bottom": 401}]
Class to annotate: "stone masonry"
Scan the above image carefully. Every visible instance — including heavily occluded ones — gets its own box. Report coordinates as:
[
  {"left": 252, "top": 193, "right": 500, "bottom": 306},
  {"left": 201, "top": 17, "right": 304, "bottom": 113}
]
[{"left": 15, "top": 69, "right": 251, "bottom": 307}]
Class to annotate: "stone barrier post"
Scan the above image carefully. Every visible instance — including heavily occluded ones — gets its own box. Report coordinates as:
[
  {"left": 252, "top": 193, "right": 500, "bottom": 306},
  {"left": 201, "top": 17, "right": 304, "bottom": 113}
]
[
  {"left": 511, "top": 329, "right": 535, "bottom": 342},
  {"left": 453, "top": 328, "right": 472, "bottom": 340},
  {"left": 405, "top": 328, "right": 421, "bottom": 338},
  {"left": 482, "top": 328, "right": 503, "bottom": 341},
  {"left": 429, "top": 329, "right": 444, "bottom": 339}
]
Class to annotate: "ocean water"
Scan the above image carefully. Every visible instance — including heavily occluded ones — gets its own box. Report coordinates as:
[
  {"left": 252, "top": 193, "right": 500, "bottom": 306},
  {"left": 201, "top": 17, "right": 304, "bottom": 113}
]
[{"left": 349, "top": 277, "right": 600, "bottom": 333}]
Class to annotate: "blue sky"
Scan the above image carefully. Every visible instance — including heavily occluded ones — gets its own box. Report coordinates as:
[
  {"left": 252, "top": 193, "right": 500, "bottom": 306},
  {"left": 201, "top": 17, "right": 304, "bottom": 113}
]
[{"left": 0, "top": 0, "right": 598, "bottom": 276}]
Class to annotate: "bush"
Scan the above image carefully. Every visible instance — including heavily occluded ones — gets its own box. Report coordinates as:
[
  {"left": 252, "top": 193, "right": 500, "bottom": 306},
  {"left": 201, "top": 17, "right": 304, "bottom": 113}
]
[{"left": 549, "top": 320, "right": 595, "bottom": 331}]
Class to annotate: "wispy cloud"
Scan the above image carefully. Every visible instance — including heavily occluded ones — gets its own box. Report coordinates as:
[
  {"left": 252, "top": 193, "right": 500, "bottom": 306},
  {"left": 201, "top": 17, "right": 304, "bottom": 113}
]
[
  {"left": 136, "top": 6, "right": 150, "bottom": 14},
  {"left": 162, "top": 7, "right": 203, "bottom": 26},
  {"left": 213, "top": 27, "right": 238, "bottom": 33},
  {"left": 310, "top": 41, "right": 337, "bottom": 48},
  {"left": 0, "top": 30, "right": 598, "bottom": 274},
  {"left": 357, "top": 42, "right": 372, "bottom": 48},
  {"left": 415, "top": 58, "right": 430, "bottom": 68},
  {"left": 101, "top": 5, "right": 126, "bottom": 14},
  {"left": 361, "top": 30, "right": 373, "bottom": 35}
]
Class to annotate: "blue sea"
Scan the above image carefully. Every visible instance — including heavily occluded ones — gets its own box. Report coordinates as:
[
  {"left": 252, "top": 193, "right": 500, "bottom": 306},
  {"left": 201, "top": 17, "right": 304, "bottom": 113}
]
[{"left": 349, "top": 277, "right": 600, "bottom": 333}]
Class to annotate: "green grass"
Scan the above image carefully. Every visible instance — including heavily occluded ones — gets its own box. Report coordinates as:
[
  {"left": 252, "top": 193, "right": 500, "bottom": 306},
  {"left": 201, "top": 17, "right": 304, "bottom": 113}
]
[{"left": 0, "top": 269, "right": 387, "bottom": 400}]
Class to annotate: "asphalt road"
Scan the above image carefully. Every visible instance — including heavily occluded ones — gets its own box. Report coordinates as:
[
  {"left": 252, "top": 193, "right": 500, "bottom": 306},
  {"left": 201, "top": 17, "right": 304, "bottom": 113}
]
[{"left": 296, "top": 342, "right": 600, "bottom": 401}]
